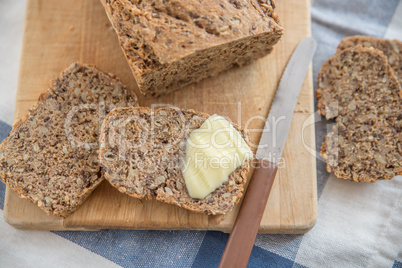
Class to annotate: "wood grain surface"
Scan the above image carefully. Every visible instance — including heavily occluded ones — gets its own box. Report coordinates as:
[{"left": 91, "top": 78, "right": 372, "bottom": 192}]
[{"left": 4, "top": 0, "right": 317, "bottom": 233}]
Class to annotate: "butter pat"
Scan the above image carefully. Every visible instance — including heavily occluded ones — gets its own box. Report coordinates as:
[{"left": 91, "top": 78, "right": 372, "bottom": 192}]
[{"left": 182, "top": 115, "right": 253, "bottom": 199}]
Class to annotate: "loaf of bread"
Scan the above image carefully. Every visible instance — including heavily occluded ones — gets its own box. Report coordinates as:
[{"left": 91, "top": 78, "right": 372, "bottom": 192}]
[
  {"left": 316, "top": 46, "right": 402, "bottom": 182},
  {"left": 337, "top": 36, "right": 402, "bottom": 85},
  {"left": 0, "top": 63, "right": 138, "bottom": 217},
  {"left": 99, "top": 107, "right": 252, "bottom": 214},
  {"left": 101, "top": 0, "right": 284, "bottom": 96}
]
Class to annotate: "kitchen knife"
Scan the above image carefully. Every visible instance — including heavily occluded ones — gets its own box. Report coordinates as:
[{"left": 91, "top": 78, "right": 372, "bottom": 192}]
[{"left": 218, "top": 37, "right": 317, "bottom": 268}]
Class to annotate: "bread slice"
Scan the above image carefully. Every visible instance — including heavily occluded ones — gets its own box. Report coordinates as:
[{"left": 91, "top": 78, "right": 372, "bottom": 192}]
[
  {"left": 316, "top": 46, "right": 401, "bottom": 119},
  {"left": 101, "top": 0, "right": 283, "bottom": 96},
  {"left": 99, "top": 107, "right": 252, "bottom": 215},
  {"left": 337, "top": 36, "right": 402, "bottom": 85},
  {"left": 0, "top": 63, "right": 138, "bottom": 217},
  {"left": 316, "top": 46, "right": 402, "bottom": 182}
]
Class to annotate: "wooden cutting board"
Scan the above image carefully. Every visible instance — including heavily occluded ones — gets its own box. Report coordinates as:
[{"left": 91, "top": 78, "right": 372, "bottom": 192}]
[{"left": 4, "top": 0, "right": 317, "bottom": 233}]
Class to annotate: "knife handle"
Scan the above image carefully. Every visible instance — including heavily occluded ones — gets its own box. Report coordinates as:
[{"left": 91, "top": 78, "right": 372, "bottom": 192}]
[{"left": 218, "top": 159, "right": 278, "bottom": 268}]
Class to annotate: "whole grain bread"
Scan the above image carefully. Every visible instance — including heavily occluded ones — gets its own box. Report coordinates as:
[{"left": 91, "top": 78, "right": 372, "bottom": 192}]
[
  {"left": 101, "top": 0, "right": 283, "bottom": 96},
  {"left": 337, "top": 36, "right": 402, "bottom": 86},
  {"left": 316, "top": 46, "right": 402, "bottom": 182},
  {"left": 99, "top": 107, "right": 252, "bottom": 215},
  {"left": 0, "top": 63, "right": 138, "bottom": 217}
]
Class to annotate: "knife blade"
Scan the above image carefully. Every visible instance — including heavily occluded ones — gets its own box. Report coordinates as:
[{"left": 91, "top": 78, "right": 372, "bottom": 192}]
[{"left": 218, "top": 37, "right": 317, "bottom": 268}]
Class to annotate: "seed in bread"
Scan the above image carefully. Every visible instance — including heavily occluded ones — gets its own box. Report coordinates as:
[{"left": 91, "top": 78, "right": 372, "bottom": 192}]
[
  {"left": 101, "top": 0, "right": 284, "bottom": 96},
  {"left": 316, "top": 46, "right": 402, "bottom": 182},
  {"left": 337, "top": 36, "right": 402, "bottom": 85},
  {"left": 0, "top": 63, "right": 138, "bottom": 217},
  {"left": 99, "top": 107, "right": 252, "bottom": 215}
]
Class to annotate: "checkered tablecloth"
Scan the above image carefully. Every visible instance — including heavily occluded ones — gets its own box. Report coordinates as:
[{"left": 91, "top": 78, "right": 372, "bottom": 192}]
[{"left": 1, "top": 0, "right": 401, "bottom": 267}]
